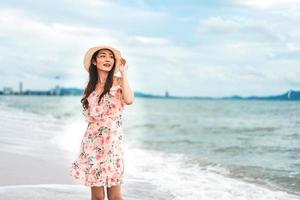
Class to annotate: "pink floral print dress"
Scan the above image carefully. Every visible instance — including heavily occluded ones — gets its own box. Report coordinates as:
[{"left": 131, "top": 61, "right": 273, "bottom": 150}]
[{"left": 70, "top": 84, "right": 125, "bottom": 187}]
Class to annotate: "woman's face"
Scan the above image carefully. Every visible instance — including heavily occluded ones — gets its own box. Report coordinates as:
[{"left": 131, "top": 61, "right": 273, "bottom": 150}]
[{"left": 93, "top": 49, "right": 115, "bottom": 72}]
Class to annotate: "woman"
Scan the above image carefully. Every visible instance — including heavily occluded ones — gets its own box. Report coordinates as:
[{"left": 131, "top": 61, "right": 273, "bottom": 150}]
[{"left": 70, "top": 45, "right": 134, "bottom": 200}]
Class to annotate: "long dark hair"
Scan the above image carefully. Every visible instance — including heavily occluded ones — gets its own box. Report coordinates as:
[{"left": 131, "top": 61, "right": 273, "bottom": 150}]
[{"left": 81, "top": 49, "right": 117, "bottom": 110}]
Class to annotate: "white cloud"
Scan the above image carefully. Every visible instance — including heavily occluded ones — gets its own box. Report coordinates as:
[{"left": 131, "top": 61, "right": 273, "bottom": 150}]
[
  {"left": 197, "top": 16, "right": 283, "bottom": 43},
  {"left": 39, "top": 0, "right": 167, "bottom": 25},
  {"left": 128, "top": 36, "right": 171, "bottom": 45},
  {"left": 192, "top": 13, "right": 300, "bottom": 96},
  {"left": 287, "top": 43, "right": 300, "bottom": 51},
  {"left": 232, "top": 0, "right": 300, "bottom": 9},
  {"left": 198, "top": 16, "right": 241, "bottom": 33},
  {"left": 0, "top": 8, "right": 123, "bottom": 89}
]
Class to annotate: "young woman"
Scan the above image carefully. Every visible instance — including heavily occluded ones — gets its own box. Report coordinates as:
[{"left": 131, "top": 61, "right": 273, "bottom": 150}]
[{"left": 70, "top": 45, "right": 134, "bottom": 200}]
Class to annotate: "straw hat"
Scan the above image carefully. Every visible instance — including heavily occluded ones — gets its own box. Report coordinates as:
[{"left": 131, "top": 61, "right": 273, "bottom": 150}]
[{"left": 83, "top": 45, "right": 122, "bottom": 77}]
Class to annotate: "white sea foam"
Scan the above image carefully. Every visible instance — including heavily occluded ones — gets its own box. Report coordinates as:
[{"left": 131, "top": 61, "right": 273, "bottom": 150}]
[
  {"left": 0, "top": 105, "right": 64, "bottom": 156},
  {"left": 50, "top": 118, "right": 87, "bottom": 155},
  {"left": 123, "top": 147, "right": 300, "bottom": 200}
]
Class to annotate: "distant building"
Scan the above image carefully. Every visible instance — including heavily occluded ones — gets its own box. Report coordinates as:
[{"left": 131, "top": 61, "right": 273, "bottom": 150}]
[
  {"left": 3, "top": 87, "right": 13, "bottom": 95},
  {"left": 52, "top": 85, "right": 61, "bottom": 95},
  {"left": 165, "top": 91, "right": 169, "bottom": 98},
  {"left": 19, "top": 82, "right": 23, "bottom": 95},
  {"left": 23, "top": 90, "right": 52, "bottom": 95},
  {"left": 287, "top": 89, "right": 293, "bottom": 99}
]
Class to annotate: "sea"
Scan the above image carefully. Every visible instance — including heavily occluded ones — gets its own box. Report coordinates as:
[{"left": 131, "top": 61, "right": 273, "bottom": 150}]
[{"left": 0, "top": 95, "right": 299, "bottom": 200}]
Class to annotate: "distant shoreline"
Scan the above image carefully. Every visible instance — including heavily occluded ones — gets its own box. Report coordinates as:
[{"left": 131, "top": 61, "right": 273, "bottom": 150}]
[
  {"left": 0, "top": 88, "right": 299, "bottom": 101},
  {"left": 1, "top": 92, "right": 300, "bottom": 101}
]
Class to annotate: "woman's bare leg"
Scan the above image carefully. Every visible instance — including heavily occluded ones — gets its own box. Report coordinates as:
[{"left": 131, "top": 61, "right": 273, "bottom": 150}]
[
  {"left": 91, "top": 186, "right": 105, "bottom": 200},
  {"left": 107, "top": 185, "right": 123, "bottom": 200}
]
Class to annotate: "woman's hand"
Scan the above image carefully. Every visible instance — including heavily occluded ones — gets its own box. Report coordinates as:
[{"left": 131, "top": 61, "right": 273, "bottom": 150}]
[
  {"left": 118, "top": 57, "right": 134, "bottom": 105},
  {"left": 119, "top": 58, "right": 128, "bottom": 76}
]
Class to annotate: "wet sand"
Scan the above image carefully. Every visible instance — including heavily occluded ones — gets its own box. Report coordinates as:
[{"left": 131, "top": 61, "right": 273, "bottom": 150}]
[{"left": 0, "top": 150, "right": 175, "bottom": 200}]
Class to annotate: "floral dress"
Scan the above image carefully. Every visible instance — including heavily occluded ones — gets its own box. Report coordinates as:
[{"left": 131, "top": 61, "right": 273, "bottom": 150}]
[{"left": 70, "top": 84, "right": 125, "bottom": 187}]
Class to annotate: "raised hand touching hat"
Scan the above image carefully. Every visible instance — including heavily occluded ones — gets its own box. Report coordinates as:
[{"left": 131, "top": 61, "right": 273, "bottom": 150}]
[{"left": 119, "top": 58, "right": 128, "bottom": 76}]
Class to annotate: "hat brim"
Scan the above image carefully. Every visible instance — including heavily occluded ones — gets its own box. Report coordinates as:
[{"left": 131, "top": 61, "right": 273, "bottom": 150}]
[{"left": 83, "top": 45, "right": 122, "bottom": 77}]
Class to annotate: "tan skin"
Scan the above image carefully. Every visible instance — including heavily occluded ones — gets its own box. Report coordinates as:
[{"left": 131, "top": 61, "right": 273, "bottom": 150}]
[{"left": 90, "top": 49, "right": 134, "bottom": 200}]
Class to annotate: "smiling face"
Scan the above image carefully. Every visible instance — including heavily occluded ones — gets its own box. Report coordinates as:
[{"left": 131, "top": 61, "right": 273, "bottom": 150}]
[{"left": 92, "top": 49, "right": 115, "bottom": 72}]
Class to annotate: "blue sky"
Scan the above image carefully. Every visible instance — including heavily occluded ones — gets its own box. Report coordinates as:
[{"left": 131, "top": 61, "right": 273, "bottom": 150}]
[{"left": 1, "top": 0, "right": 300, "bottom": 97}]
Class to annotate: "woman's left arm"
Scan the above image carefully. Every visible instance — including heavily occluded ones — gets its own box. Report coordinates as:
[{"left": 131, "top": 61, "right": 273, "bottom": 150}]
[{"left": 119, "top": 59, "right": 134, "bottom": 105}]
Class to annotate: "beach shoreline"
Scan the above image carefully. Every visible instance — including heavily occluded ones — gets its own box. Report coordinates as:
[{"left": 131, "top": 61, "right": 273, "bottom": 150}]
[
  {"left": 0, "top": 149, "right": 175, "bottom": 200},
  {"left": 0, "top": 150, "right": 75, "bottom": 186}
]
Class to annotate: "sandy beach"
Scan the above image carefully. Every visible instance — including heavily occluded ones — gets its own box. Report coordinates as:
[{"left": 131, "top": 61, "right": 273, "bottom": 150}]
[
  {"left": 0, "top": 151, "right": 73, "bottom": 186},
  {"left": 0, "top": 149, "right": 174, "bottom": 200}
]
